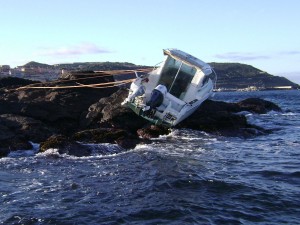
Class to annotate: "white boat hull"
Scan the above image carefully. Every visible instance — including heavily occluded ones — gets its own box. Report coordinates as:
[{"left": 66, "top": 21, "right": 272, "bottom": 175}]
[{"left": 123, "top": 49, "right": 217, "bottom": 127}]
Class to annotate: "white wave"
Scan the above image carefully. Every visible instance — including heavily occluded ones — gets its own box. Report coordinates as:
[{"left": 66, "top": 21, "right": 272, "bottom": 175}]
[
  {"left": 260, "top": 110, "right": 299, "bottom": 117},
  {"left": 4, "top": 142, "right": 39, "bottom": 159},
  {"left": 147, "top": 128, "right": 213, "bottom": 141},
  {"left": 132, "top": 144, "right": 159, "bottom": 155},
  {"left": 7, "top": 149, "right": 36, "bottom": 158},
  {"left": 281, "top": 112, "right": 298, "bottom": 116},
  {"left": 133, "top": 128, "right": 220, "bottom": 159},
  {"left": 134, "top": 138, "right": 208, "bottom": 160},
  {"left": 81, "top": 143, "right": 122, "bottom": 155},
  {"left": 145, "top": 129, "right": 177, "bottom": 141},
  {"left": 234, "top": 111, "right": 253, "bottom": 116},
  {"left": 35, "top": 148, "right": 60, "bottom": 158},
  {"left": 164, "top": 128, "right": 216, "bottom": 141},
  {"left": 34, "top": 143, "right": 130, "bottom": 160}
]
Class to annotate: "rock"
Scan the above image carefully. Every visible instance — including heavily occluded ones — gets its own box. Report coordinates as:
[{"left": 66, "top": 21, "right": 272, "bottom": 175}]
[
  {"left": 0, "top": 114, "right": 53, "bottom": 142},
  {"left": 137, "top": 125, "right": 170, "bottom": 139},
  {"left": 79, "top": 90, "right": 280, "bottom": 139},
  {"left": 97, "top": 89, "right": 149, "bottom": 131},
  {"left": 81, "top": 101, "right": 105, "bottom": 128},
  {"left": 237, "top": 98, "right": 282, "bottom": 114},
  {"left": 39, "top": 135, "right": 67, "bottom": 152},
  {"left": 0, "top": 114, "right": 53, "bottom": 156},
  {"left": 83, "top": 89, "right": 148, "bottom": 132},
  {"left": 0, "top": 148, "right": 10, "bottom": 158},
  {"left": 40, "top": 135, "right": 92, "bottom": 157},
  {"left": 0, "top": 77, "right": 39, "bottom": 89},
  {"left": 178, "top": 98, "right": 279, "bottom": 137},
  {"left": 115, "top": 138, "right": 141, "bottom": 149},
  {"left": 0, "top": 138, "right": 33, "bottom": 158},
  {"left": 73, "top": 128, "right": 128, "bottom": 143},
  {"left": 0, "top": 76, "right": 118, "bottom": 134},
  {"left": 60, "top": 70, "right": 95, "bottom": 80},
  {"left": 73, "top": 128, "right": 141, "bottom": 149},
  {"left": 0, "top": 76, "right": 284, "bottom": 156}
]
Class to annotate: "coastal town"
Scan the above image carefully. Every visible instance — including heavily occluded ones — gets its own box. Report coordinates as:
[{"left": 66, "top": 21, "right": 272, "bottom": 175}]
[{"left": 0, "top": 64, "right": 60, "bottom": 82}]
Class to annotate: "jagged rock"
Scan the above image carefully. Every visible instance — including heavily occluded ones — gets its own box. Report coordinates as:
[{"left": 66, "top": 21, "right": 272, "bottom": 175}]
[
  {"left": 0, "top": 148, "right": 10, "bottom": 158},
  {"left": 237, "top": 98, "right": 282, "bottom": 114},
  {"left": 81, "top": 101, "right": 105, "bottom": 128},
  {"left": 60, "top": 70, "right": 95, "bottom": 80},
  {"left": 0, "top": 138, "right": 33, "bottom": 157},
  {"left": 0, "top": 77, "right": 39, "bottom": 89},
  {"left": 0, "top": 114, "right": 53, "bottom": 142},
  {"left": 115, "top": 138, "right": 141, "bottom": 149},
  {"left": 178, "top": 98, "right": 279, "bottom": 137},
  {"left": 0, "top": 76, "right": 284, "bottom": 157},
  {"left": 40, "top": 135, "right": 92, "bottom": 157},
  {"left": 73, "top": 128, "right": 141, "bottom": 150},
  {"left": 76, "top": 90, "right": 283, "bottom": 139},
  {"left": 0, "top": 75, "right": 117, "bottom": 134},
  {"left": 73, "top": 128, "right": 128, "bottom": 143},
  {"left": 179, "top": 100, "right": 247, "bottom": 132},
  {"left": 83, "top": 89, "right": 148, "bottom": 132},
  {"left": 0, "top": 114, "right": 53, "bottom": 157},
  {"left": 137, "top": 125, "right": 170, "bottom": 139}
]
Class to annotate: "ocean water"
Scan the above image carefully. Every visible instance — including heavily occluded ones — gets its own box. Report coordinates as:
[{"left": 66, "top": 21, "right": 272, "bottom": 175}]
[{"left": 1, "top": 90, "right": 300, "bottom": 225}]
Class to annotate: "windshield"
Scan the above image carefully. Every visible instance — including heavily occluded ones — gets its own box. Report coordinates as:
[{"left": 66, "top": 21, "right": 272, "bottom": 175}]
[{"left": 158, "top": 56, "right": 197, "bottom": 99}]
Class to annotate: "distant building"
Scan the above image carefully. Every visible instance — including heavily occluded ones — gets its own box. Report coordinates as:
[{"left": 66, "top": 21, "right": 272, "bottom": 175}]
[
  {"left": 273, "top": 86, "right": 293, "bottom": 89},
  {"left": 61, "top": 68, "right": 67, "bottom": 74},
  {"left": 17, "top": 66, "right": 60, "bottom": 82},
  {"left": 0, "top": 65, "right": 11, "bottom": 76}
]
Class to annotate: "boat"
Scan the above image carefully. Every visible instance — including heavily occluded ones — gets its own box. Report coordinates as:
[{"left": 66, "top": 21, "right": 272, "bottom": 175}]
[{"left": 122, "top": 49, "right": 217, "bottom": 126}]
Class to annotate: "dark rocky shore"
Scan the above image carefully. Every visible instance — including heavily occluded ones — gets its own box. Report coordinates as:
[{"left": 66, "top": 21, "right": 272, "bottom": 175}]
[{"left": 0, "top": 76, "right": 281, "bottom": 158}]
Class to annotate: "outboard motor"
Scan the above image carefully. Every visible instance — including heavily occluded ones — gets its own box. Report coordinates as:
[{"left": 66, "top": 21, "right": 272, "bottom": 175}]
[
  {"left": 121, "top": 76, "right": 146, "bottom": 105},
  {"left": 146, "top": 85, "right": 167, "bottom": 110}
]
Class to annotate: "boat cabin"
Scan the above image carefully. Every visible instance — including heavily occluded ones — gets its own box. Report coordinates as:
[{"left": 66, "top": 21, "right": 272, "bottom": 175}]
[
  {"left": 144, "top": 49, "right": 215, "bottom": 103},
  {"left": 123, "top": 49, "right": 216, "bottom": 126}
]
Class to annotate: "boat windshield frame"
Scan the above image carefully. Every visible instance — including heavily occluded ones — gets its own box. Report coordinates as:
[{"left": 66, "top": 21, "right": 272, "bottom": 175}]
[{"left": 157, "top": 56, "right": 197, "bottom": 99}]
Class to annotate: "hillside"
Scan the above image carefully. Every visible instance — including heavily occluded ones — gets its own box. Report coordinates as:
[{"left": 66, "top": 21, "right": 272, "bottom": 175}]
[
  {"left": 57, "top": 62, "right": 149, "bottom": 71},
  {"left": 19, "top": 61, "right": 299, "bottom": 90},
  {"left": 22, "top": 61, "right": 149, "bottom": 71},
  {"left": 210, "top": 63, "right": 299, "bottom": 90},
  {"left": 23, "top": 61, "right": 54, "bottom": 69}
]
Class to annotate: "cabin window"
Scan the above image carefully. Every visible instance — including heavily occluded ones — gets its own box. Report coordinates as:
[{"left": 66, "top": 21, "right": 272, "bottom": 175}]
[
  {"left": 157, "top": 57, "right": 180, "bottom": 90},
  {"left": 158, "top": 56, "right": 197, "bottom": 99}
]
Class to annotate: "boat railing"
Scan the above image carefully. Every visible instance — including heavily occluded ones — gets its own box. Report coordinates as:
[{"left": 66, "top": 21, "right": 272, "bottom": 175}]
[
  {"left": 211, "top": 68, "right": 218, "bottom": 90},
  {"left": 152, "top": 61, "right": 163, "bottom": 71}
]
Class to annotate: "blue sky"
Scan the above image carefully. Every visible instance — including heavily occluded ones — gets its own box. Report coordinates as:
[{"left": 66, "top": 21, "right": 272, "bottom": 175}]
[{"left": 1, "top": 0, "right": 300, "bottom": 84}]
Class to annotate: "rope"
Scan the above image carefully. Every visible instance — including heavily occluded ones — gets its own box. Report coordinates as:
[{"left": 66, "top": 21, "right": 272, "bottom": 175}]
[
  {"left": 16, "top": 79, "right": 135, "bottom": 90},
  {"left": 14, "top": 68, "right": 151, "bottom": 90},
  {"left": 35, "top": 68, "right": 151, "bottom": 84},
  {"left": 94, "top": 68, "right": 151, "bottom": 74},
  {"left": 75, "top": 80, "right": 133, "bottom": 89}
]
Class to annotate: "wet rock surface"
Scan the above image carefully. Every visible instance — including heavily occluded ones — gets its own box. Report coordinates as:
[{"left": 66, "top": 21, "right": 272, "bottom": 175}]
[
  {"left": 177, "top": 99, "right": 278, "bottom": 137},
  {"left": 39, "top": 135, "right": 92, "bottom": 157},
  {"left": 0, "top": 76, "right": 282, "bottom": 157}
]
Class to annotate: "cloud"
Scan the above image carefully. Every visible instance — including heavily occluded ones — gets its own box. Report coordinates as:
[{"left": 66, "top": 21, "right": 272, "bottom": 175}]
[
  {"left": 280, "top": 50, "right": 300, "bottom": 55},
  {"left": 37, "top": 43, "right": 114, "bottom": 57},
  {"left": 215, "top": 50, "right": 300, "bottom": 61},
  {"left": 214, "top": 52, "right": 270, "bottom": 61}
]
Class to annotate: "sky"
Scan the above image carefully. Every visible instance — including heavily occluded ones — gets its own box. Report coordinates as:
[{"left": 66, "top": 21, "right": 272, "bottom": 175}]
[{"left": 1, "top": 0, "right": 300, "bottom": 84}]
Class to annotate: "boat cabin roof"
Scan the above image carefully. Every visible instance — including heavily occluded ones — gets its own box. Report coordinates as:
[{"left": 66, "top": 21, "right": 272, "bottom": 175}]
[{"left": 163, "top": 49, "right": 212, "bottom": 75}]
